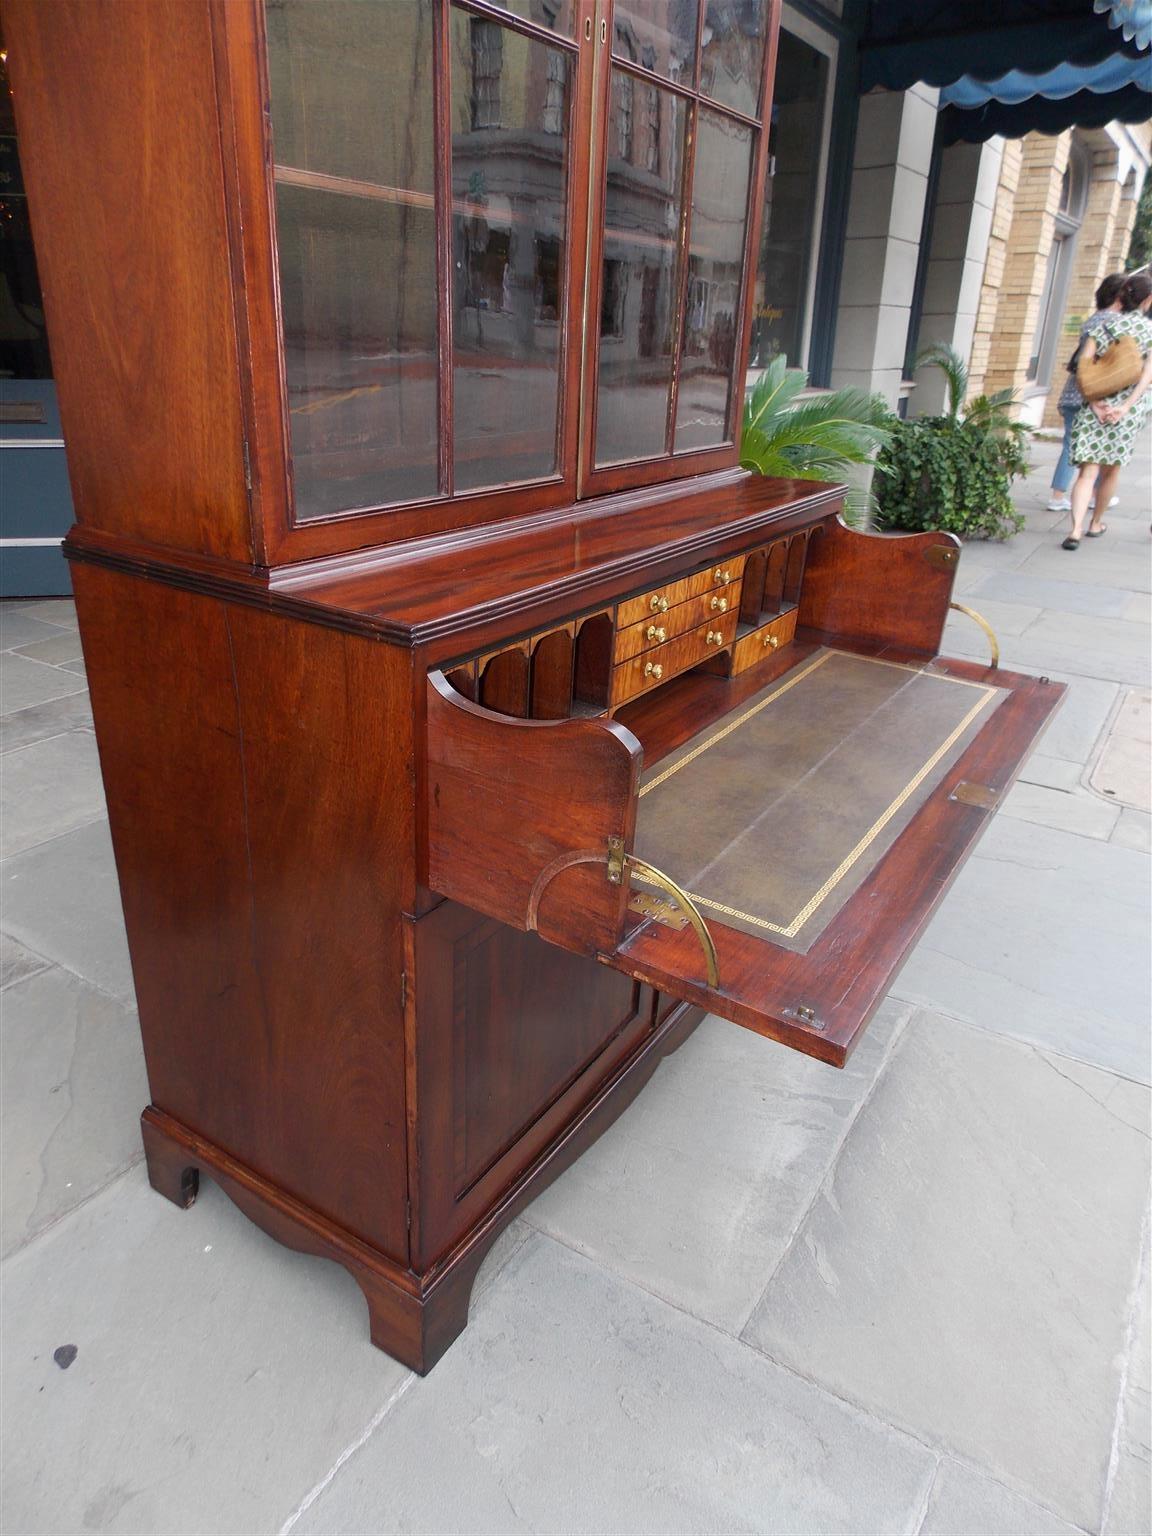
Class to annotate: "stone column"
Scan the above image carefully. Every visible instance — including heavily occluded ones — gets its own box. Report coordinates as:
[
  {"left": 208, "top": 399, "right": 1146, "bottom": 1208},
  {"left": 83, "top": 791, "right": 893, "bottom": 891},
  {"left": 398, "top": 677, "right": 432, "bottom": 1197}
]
[
  {"left": 911, "top": 139, "right": 1004, "bottom": 415},
  {"left": 831, "top": 83, "right": 940, "bottom": 411}
]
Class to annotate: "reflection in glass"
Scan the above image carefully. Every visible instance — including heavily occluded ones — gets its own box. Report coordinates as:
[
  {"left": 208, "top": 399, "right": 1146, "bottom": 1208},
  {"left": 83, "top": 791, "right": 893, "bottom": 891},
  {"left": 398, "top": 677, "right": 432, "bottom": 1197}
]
[
  {"left": 593, "top": 77, "right": 687, "bottom": 466},
  {"left": 483, "top": 0, "right": 576, "bottom": 32},
  {"left": 450, "top": 12, "right": 571, "bottom": 490},
  {"left": 747, "top": 29, "right": 828, "bottom": 373},
  {"left": 267, "top": 0, "right": 439, "bottom": 518},
  {"left": 0, "top": 51, "right": 52, "bottom": 381},
  {"left": 612, "top": 0, "right": 698, "bottom": 85},
  {"left": 700, "top": 0, "right": 767, "bottom": 117},
  {"left": 674, "top": 109, "right": 753, "bottom": 451}
]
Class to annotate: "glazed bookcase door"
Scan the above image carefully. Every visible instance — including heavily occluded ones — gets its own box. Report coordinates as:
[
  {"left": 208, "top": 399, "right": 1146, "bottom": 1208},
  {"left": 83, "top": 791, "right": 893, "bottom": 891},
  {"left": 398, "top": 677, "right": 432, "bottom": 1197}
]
[
  {"left": 227, "top": 0, "right": 778, "bottom": 560},
  {"left": 579, "top": 0, "right": 779, "bottom": 497},
  {"left": 250, "top": 0, "right": 597, "bottom": 558}
]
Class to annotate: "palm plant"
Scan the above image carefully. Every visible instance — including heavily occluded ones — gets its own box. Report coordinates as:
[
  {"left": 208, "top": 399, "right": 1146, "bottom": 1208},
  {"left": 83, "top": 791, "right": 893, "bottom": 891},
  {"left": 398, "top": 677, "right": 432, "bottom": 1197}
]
[
  {"left": 739, "top": 355, "right": 893, "bottom": 521},
  {"left": 915, "top": 341, "right": 1029, "bottom": 479}
]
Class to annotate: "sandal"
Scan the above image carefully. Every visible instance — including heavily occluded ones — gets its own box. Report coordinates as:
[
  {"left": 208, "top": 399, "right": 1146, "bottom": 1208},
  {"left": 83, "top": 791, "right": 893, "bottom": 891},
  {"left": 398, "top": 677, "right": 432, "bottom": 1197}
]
[
  {"left": 1086, "top": 525, "right": 1108, "bottom": 538},
  {"left": 1062, "top": 536, "right": 1081, "bottom": 550}
]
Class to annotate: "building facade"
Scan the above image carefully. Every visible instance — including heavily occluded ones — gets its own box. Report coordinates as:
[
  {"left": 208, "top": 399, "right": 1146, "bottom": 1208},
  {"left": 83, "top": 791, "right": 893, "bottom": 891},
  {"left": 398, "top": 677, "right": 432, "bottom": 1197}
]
[
  {"left": 745, "top": 1, "right": 1150, "bottom": 423},
  {"left": 1, "top": 1, "right": 1148, "bottom": 595}
]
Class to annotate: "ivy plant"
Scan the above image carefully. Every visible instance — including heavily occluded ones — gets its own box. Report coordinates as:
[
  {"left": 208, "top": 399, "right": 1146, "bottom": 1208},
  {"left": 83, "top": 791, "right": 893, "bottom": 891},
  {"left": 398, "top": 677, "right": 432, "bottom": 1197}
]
[{"left": 875, "top": 344, "right": 1028, "bottom": 541}]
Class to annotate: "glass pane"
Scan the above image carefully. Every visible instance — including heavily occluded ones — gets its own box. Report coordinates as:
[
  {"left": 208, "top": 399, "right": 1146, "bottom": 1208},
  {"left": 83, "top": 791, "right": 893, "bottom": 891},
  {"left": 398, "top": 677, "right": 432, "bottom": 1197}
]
[
  {"left": 747, "top": 29, "right": 828, "bottom": 374},
  {"left": 484, "top": 0, "right": 576, "bottom": 33},
  {"left": 594, "top": 77, "right": 688, "bottom": 466},
  {"left": 674, "top": 109, "right": 754, "bottom": 451},
  {"left": 450, "top": 12, "right": 572, "bottom": 491},
  {"left": 267, "top": 0, "right": 439, "bottom": 518},
  {"left": 612, "top": 0, "right": 698, "bottom": 85},
  {"left": 0, "top": 50, "right": 52, "bottom": 381},
  {"left": 700, "top": 0, "right": 768, "bottom": 117}
]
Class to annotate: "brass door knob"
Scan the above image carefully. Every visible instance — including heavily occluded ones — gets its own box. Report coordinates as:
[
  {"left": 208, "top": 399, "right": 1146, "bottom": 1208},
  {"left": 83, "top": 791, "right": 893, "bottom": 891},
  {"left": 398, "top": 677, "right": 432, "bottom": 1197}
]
[
  {"left": 764, "top": 632, "right": 779, "bottom": 648},
  {"left": 643, "top": 661, "right": 664, "bottom": 679},
  {"left": 713, "top": 568, "right": 732, "bottom": 584},
  {"left": 706, "top": 630, "right": 725, "bottom": 646},
  {"left": 710, "top": 595, "right": 728, "bottom": 612},
  {"left": 646, "top": 625, "right": 667, "bottom": 643},
  {"left": 650, "top": 595, "right": 670, "bottom": 613}
]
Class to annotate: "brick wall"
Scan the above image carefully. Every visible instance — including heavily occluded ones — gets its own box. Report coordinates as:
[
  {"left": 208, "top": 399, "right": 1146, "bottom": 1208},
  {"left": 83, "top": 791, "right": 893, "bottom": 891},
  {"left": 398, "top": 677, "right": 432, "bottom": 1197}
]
[
  {"left": 966, "top": 126, "right": 1150, "bottom": 426},
  {"left": 981, "top": 132, "right": 1071, "bottom": 398},
  {"left": 968, "top": 139, "right": 1023, "bottom": 398}
]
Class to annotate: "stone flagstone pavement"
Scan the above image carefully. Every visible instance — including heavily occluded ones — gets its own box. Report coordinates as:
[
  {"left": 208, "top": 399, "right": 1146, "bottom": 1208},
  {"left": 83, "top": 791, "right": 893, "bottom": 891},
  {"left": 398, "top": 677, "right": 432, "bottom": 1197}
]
[{"left": 1, "top": 434, "right": 1149, "bottom": 1535}]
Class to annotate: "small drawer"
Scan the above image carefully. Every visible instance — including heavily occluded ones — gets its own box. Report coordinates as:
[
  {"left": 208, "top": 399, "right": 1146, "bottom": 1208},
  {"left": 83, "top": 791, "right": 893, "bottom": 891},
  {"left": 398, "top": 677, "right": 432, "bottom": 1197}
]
[
  {"left": 729, "top": 608, "right": 798, "bottom": 675},
  {"left": 611, "top": 611, "right": 739, "bottom": 706},
  {"left": 617, "top": 557, "right": 745, "bottom": 629},
  {"left": 613, "top": 581, "right": 744, "bottom": 663}
]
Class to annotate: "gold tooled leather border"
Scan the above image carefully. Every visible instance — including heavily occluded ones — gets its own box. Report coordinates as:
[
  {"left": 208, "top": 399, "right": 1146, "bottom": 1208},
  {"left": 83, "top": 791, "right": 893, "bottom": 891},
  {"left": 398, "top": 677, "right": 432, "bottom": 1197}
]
[{"left": 637, "top": 650, "right": 1000, "bottom": 940}]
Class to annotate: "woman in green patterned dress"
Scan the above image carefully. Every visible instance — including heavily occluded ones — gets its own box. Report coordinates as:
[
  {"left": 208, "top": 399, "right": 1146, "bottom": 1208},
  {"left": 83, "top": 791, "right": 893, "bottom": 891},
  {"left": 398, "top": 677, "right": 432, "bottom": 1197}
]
[{"left": 1062, "top": 272, "right": 1152, "bottom": 550}]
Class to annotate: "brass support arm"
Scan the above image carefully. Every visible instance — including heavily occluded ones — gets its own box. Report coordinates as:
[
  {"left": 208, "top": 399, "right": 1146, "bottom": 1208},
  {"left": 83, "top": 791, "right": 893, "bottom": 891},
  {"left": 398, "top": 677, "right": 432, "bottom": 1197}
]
[{"left": 949, "top": 602, "right": 1000, "bottom": 668}]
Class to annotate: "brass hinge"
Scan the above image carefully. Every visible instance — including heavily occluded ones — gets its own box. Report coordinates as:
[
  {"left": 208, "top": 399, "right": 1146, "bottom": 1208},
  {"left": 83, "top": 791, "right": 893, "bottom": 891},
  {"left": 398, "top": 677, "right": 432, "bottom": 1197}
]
[
  {"left": 400, "top": 970, "right": 408, "bottom": 1010},
  {"left": 924, "top": 543, "right": 958, "bottom": 570},
  {"left": 242, "top": 438, "right": 253, "bottom": 494},
  {"left": 950, "top": 781, "right": 999, "bottom": 810},
  {"left": 611, "top": 838, "right": 720, "bottom": 989},
  {"left": 606, "top": 834, "right": 625, "bottom": 885},
  {"left": 406, "top": 1198, "right": 412, "bottom": 1232},
  {"left": 628, "top": 890, "right": 690, "bottom": 930}
]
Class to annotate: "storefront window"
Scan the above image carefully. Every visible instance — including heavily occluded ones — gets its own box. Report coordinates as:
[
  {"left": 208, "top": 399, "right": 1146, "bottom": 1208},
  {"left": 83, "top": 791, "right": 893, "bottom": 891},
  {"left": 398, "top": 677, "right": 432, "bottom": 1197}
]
[
  {"left": 1027, "top": 141, "right": 1089, "bottom": 384},
  {"left": 747, "top": 24, "right": 831, "bottom": 376}
]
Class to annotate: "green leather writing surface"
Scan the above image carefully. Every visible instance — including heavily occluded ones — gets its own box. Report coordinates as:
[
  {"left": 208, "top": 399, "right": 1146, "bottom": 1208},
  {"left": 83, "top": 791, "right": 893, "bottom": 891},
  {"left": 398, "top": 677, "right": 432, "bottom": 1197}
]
[{"left": 635, "top": 650, "right": 1005, "bottom": 954}]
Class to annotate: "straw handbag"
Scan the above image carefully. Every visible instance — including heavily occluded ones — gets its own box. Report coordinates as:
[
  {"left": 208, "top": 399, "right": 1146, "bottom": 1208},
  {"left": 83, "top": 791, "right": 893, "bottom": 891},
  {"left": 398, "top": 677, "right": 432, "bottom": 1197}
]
[{"left": 1077, "top": 325, "right": 1143, "bottom": 402}]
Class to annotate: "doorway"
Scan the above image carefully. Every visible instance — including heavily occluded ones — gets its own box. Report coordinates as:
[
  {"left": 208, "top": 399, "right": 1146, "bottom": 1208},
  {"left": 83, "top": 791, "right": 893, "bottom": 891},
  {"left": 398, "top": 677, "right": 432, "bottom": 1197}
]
[{"left": 0, "top": 34, "right": 73, "bottom": 598}]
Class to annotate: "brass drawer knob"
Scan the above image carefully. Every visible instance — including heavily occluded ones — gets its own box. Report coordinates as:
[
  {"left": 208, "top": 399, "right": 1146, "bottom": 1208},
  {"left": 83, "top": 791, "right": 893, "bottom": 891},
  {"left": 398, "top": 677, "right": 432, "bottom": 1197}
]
[
  {"left": 649, "top": 595, "right": 669, "bottom": 613},
  {"left": 706, "top": 629, "right": 725, "bottom": 646},
  {"left": 646, "top": 625, "right": 667, "bottom": 643},
  {"left": 710, "top": 595, "right": 728, "bottom": 613},
  {"left": 643, "top": 661, "right": 664, "bottom": 680},
  {"left": 764, "top": 633, "right": 779, "bottom": 648},
  {"left": 713, "top": 567, "right": 732, "bottom": 585}
]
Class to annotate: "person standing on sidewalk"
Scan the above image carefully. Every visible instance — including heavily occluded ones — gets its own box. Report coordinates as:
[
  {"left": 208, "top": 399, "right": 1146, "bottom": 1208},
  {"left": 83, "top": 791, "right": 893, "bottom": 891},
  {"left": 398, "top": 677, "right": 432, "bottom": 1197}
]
[
  {"left": 1048, "top": 272, "right": 1126, "bottom": 514},
  {"left": 1062, "top": 271, "right": 1152, "bottom": 550}
]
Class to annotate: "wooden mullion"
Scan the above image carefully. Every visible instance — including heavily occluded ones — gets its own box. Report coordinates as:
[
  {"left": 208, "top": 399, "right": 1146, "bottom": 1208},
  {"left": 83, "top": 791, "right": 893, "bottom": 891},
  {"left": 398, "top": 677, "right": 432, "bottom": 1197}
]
[
  {"left": 433, "top": 0, "right": 455, "bottom": 498},
  {"left": 606, "top": 61, "right": 762, "bottom": 132},
  {"left": 577, "top": 0, "right": 614, "bottom": 491},
  {"left": 684, "top": 93, "right": 762, "bottom": 132},
  {"left": 452, "top": 0, "right": 582, "bottom": 52},
  {"left": 560, "top": 0, "right": 601, "bottom": 499}
]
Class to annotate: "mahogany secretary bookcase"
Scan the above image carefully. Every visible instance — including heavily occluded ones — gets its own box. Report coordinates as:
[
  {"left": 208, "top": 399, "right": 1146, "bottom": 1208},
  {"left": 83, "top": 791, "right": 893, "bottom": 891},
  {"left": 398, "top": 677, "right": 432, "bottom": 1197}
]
[{"left": 8, "top": 0, "right": 1062, "bottom": 1372}]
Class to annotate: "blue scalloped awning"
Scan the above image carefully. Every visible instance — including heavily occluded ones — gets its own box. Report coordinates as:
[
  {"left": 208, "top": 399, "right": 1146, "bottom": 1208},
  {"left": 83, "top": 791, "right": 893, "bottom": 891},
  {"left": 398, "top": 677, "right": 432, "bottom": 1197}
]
[
  {"left": 940, "top": 81, "right": 1151, "bottom": 141},
  {"left": 1095, "top": 0, "right": 1152, "bottom": 51},
  {"left": 936, "top": 49, "right": 1150, "bottom": 142},
  {"left": 861, "top": 0, "right": 1149, "bottom": 92},
  {"left": 940, "top": 52, "right": 1150, "bottom": 108}
]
